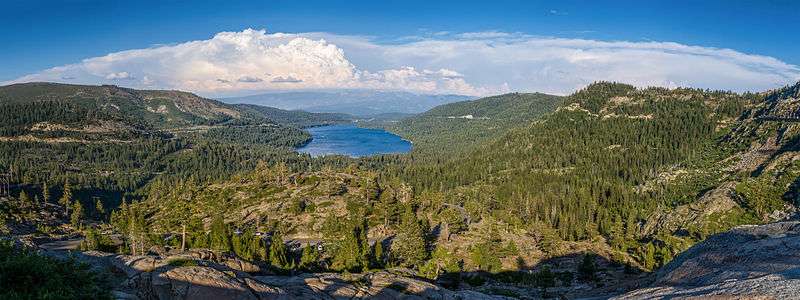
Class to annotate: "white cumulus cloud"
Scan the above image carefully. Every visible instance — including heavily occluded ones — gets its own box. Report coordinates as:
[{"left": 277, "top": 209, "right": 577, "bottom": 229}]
[
  {"left": 5, "top": 28, "right": 800, "bottom": 97},
  {"left": 105, "top": 71, "right": 133, "bottom": 80}
]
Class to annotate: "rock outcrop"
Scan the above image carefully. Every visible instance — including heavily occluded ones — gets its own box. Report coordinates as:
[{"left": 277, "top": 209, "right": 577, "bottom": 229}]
[
  {"left": 616, "top": 221, "right": 800, "bottom": 299},
  {"left": 66, "top": 250, "right": 504, "bottom": 300},
  {"left": 640, "top": 182, "right": 740, "bottom": 237}
]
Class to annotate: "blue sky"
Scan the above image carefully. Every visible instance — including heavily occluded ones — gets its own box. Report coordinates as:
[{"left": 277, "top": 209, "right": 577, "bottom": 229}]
[{"left": 3, "top": 0, "right": 799, "bottom": 96}]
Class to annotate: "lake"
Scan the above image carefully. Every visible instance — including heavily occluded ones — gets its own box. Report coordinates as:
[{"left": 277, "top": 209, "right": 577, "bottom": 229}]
[{"left": 297, "top": 124, "right": 412, "bottom": 157}]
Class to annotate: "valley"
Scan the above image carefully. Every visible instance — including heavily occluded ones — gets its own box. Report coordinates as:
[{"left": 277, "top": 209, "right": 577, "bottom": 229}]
[{"left": 2, "top": 80, "right": 800, "bottom": 299}]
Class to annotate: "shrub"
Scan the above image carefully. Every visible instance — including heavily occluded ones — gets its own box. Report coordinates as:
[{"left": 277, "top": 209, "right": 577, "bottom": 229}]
[
  {"left": 0, "top": 241, "right": 112, "bottom": 299},
  {"left": 167, "top": 258, "right": 198, "bottom": 267}
]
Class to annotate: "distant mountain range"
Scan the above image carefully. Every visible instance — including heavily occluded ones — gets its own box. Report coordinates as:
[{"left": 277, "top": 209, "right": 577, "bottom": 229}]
[{"left": 221, "top": 90, "right": 473, "bottom": 116}]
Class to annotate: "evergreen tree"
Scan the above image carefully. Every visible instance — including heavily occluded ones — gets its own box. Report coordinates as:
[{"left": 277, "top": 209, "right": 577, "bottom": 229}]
[
  {"left": 42, "top": 182, "right": 50, "bottom": 204},
  {"left": 469, "top": 242, "right": 502, "bottom": 272},
  {"left": 70, "top": 200, "right": 83, "bottom": 228},
  {"left": 269, "top": 231, "right": 288, "bottom": 269},
  {"left": 644, "top": 242, "right": 657, "bottom": 270},
  {"left": 59, "top": 182, "right": 73, "bottom": 216},
  {"left": 231, "top": 231, "right": 244, "bottom": 258},
  {"left": 323, "top": 213, "right": 371, "bottom": 272},
  {"left": 94, "top": 198, "right": 105, "bottom": 220},
  {"left": 81, "top": 227, "right": 109, "bottom": 251},
  {"left": 18, "top": 190, "right": 32, "bottom": 209},
  {"left": 300, "top": 244, "right": 320, "bottom": 270},
  {"left": 392, "top": 207, "right": 428, "bottom": 267},
  {"left": 129, "top": 206, "right": 148, "bottom": 255},
  {"left": 209, "top": 215, "right": 230, "bottom": 253},
  {"left": 372, "top": 240, "right": 385, "bottom": 269}
]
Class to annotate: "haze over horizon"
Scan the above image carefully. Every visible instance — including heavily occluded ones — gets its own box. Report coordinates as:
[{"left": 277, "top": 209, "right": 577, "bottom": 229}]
[{"left": 3, "top": 0, "right": 799, "bottom": 97}]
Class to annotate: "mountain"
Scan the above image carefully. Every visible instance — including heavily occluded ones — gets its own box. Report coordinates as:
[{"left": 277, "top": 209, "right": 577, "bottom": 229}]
[
  {"left": 383, "top": 92, "right": 564, "bottom": 154},
  {"left": 5, "top": 80, "right": 800, "bottom": 300},
  {"left": 233, "top": 104, "right": 352, "bottom": 128},
  {"left": 222, "top": 90, "right": 473, "bottom": 116},
  {"left": 97, "top": 82, "right": 799, "bottom": 298},
  {"left": 0, "top": 82, "right": 351, "bottom": 136},
  {"left": 386, "top": 82, "right": 793, "bottom": 273},
  {"left": 0, "top": 82, "right": 346, "bottom": 196}
]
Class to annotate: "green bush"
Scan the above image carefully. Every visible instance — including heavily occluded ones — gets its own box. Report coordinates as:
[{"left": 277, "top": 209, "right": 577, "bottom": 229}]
[
  {"left": 81, "top": 227, "right": 117, "bottom": 252},
  {"left": 167, "top": 258, "right": 198, "bottom": 267},
  {"left": 0, "top": 241, "right": 112, "bottom": 299}
]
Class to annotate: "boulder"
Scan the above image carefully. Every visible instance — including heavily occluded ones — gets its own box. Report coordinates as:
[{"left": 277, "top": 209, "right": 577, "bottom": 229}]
[
  {"left": 151, "top": 266, "right": 257, "bottom": 300},
  {"left": 615, "top": 221, "right": 800, "bottom": 299},
  {"left": 112, "top": 255, "right": 169, "bottom": 276},
  {"left": 221, "top": 256, "right": 261, "bottom": 273},
  {"left": 256, "top": 271, "right": 509, "bottom": 300},
  {"left": 242, "top": 278, "right": 291, "bottom": 300},
  {"left": 185, "top": 249, "right": 217, "bottom": 261},
  {"left": 63, "top": 249, "right": 504, "bottom": 300}
]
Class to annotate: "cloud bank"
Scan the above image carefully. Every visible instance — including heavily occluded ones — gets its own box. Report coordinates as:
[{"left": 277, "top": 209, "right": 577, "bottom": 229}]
[{"left": 6, "top": 29, "right": 800, "bottom": 96}]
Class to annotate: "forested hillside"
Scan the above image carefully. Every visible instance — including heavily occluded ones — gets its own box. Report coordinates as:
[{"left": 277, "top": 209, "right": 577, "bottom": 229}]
[
  {"left": 379, "top": 81, "right": 800, "bottom": 276},
  {"left": 385, "top": 92, "right": 563, "bottom": 154},
  {"left": 4, "top": 81, "right": 800, "bottom": 299},
  {"left": 234, "top": 104, "right": 352, "bottom": 128},
  {"left": 108, "top": 82, "right": 799, "bottom": 280},
  {"left": 0, "top": 83, "right": 353, "bottom": 208}
]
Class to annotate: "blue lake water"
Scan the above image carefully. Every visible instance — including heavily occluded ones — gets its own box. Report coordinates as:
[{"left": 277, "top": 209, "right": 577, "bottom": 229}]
[{"left": 297, "top": 124, "right": 412, "bottom": 157}]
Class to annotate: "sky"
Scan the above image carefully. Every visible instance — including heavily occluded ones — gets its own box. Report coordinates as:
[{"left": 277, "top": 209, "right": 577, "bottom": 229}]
[{"left": 2, "top": 0, "right": 799, "bottom": 97}]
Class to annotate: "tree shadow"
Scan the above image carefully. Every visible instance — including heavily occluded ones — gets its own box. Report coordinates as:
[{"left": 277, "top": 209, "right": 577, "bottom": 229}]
[
  {"left": 62, "top": 248, "right": 652, "bottom": 299},
  {"left": 433, "top": 252, "right": 648, "bottom": 299}
]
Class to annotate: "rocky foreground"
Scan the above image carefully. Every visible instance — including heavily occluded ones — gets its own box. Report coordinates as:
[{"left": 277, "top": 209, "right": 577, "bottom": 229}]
[
  {"left": 48, "top": 248, "right": 504, "bottom": 300},
  {"left": 38, "top": 220, "right": 800, "bottom": 299},
  {"left": 616, "top": 221, "right": 800, "bottom": 299}
]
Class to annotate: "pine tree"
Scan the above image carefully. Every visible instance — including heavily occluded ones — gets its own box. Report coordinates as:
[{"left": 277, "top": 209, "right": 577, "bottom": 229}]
[
  {"left": 269, "top": 232, "right": 288, "bottom": 269},
  {"left": 392, "top": 207, "right": 428, "bottom": 267},
  {"left": 644, "top": 242, "right": 657, "bottom": 270},
  {"left": 129, "top": 207, "right": 148, "bottom": 255},
  {"left": 232, "top": 232, "right": 244, "bottom": 258},
  {"left": 18, "top": 190, "right": 32, "bottom": 208},
  {"left": 71, "top": 200, "right": 83, "bottom": 228},
  {"left": 372, "top": 239, "right": 385, "bottom": 269},
  {"left": 324, "top": 214, "right": 370, "bottom": 272},
  {"left": 42, "top": 182, "right": 50, "bottom": 204},
  {"left": 209, "top": 215, "right": 230, "bottom": 253},
  {"left": 358, "top": 219, "right": 371, "bottom": 270},
  {"left": 94, "top": 198, "right": 105, "bottom": 220},
  {"left": 59, "top": 182, "right": 73, "bottom": 215},
  {"left": 300, "top": 245, "right": 320, "bottom": 270}
]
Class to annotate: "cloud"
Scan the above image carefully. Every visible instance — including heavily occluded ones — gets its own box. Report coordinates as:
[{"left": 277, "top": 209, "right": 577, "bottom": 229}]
[
  {"left": 237, "top": 76, "right": 263, "bottom": 83},
  {"left": 5, "top": 28, "right": 800, "bottom": 97},
  {"left": 271, "top": 76, "right": 303, "bottom": 83},
  {"left": 105, "top": 71, "right": 133, "bottom": 80},
  {"left": 314, "top": 32, "right": 800, "bottom": 95},
  {"left": 455, "top": 31, "right": 515, "bottom": 39},
  {"left": 141, "top": 76, "right": 154, "bottom": 85}
]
